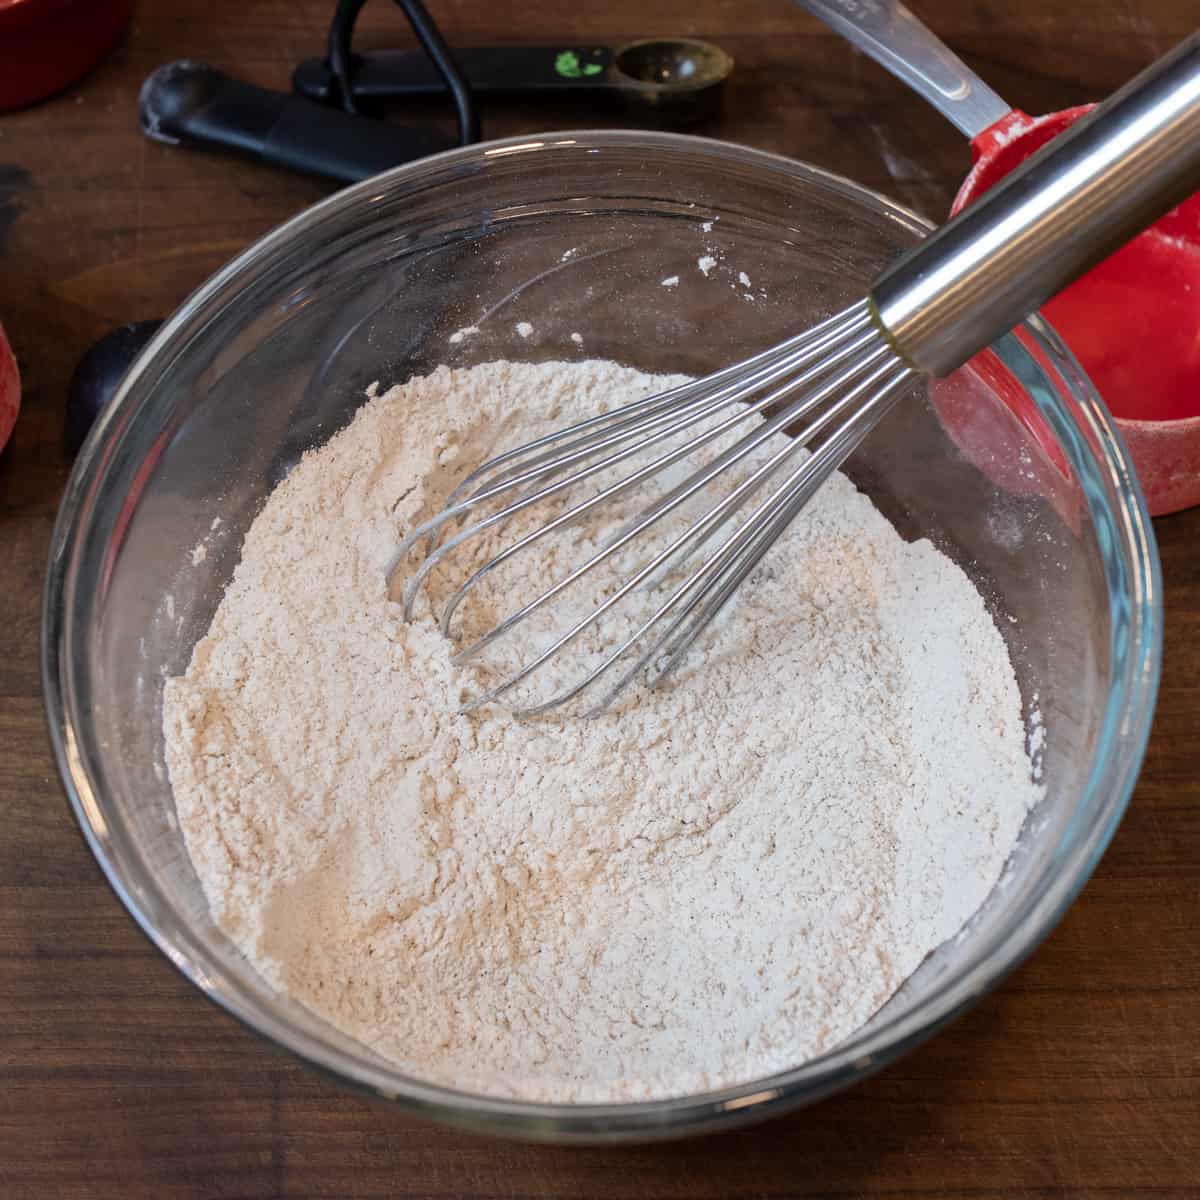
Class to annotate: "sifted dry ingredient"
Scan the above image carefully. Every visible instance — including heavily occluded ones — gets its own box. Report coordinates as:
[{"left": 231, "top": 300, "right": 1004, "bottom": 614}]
[{"left": 163, "top": 359, "right": 1041, "bottom": 1103}]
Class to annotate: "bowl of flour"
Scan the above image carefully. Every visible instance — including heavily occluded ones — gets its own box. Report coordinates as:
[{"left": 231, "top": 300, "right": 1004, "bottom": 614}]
[{"left": 44, "top": 132, "right": 1160, "bottom": 1141}]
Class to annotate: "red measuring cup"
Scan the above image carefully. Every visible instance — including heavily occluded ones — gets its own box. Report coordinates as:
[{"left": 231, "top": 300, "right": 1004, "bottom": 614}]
[{"left": 800, "top": 0, "right": 1200, "bottom": 514}]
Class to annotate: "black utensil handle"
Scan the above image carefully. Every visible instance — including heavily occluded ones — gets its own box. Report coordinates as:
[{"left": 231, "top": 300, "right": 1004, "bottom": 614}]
[
  {"left": 325, "top": 0, "right": 479, "bottom": 142},
  {"left": 138, "top": 61, "right": 455, "bottom": 184},
  {"left": 294, "top": 46, "right": 618, "bottom": 102},
  {"left": 392, "top": 0, "right": 479, "bottom": 142}
]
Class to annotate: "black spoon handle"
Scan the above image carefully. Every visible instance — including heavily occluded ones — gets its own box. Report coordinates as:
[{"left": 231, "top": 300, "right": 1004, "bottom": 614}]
[
  {"left": 138, "top": 60, "right": 456, "bottom": 184},
  {"left": 294, "top": 46, "right": 619, "bottom": 102}
]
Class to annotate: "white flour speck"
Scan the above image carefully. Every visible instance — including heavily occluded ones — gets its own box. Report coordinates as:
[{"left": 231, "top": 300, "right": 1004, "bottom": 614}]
[
  {"left": 661, "top": 276, "right": 680, "bottom": 288},
  {"left": 697, "top": 256, "right": 717, "bottom": 277},
  {"left": 570, "top": 332, "right": 583, "bottom": 345},
  {"left": 515, "top": 321, "right": 534, "bottom": 339},
  {"left": 449, "top": 325, "right": 479, "bottom": 345}
]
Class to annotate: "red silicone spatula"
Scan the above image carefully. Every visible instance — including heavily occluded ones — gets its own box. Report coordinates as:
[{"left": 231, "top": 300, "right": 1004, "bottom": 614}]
[{"left": 799, "top": 0, "right": 1200, "bottom": 514}]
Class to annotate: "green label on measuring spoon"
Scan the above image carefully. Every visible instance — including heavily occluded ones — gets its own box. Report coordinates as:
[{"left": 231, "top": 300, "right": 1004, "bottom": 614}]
[{"left": 555, "top": 50, "right": 604, "bottom": 79}]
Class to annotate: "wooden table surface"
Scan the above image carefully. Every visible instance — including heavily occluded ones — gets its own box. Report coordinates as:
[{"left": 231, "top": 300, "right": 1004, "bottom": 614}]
[{"left": 2, "top": 2, "right": 1197, "bottom": 1196}]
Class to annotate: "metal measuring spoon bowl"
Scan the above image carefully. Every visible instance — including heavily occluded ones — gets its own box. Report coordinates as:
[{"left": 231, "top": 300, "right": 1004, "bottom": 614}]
[{"left": 609, "top": 38, "right": 734, "bottom": 126}]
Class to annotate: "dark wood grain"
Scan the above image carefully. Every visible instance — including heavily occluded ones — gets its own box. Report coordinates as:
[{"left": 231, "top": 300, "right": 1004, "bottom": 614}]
[{"left": 1, "top": 2, "right": 1197, "bottom": 1197}]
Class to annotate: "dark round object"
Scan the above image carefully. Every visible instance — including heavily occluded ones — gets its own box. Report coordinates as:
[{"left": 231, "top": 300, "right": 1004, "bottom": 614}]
[
  {"left": 66, "top": 320, "right": 162, "bottom": 456},
  {"left": 610, "top": 38, "right": 733, "bottom": 126}
]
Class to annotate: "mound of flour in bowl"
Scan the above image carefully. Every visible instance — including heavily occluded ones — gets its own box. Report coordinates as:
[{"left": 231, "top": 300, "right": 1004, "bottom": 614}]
[{"left": 163, "top": 359, "right": 1040, "bottom": 1103}]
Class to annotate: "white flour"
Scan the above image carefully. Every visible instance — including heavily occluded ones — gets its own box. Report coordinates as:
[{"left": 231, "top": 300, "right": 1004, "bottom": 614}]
[{"left": 163, "top": 360, "right": 1040, "bottom": 1103}]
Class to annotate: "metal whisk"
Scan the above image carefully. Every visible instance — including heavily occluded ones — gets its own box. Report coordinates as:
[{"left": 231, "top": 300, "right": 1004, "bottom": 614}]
[{"left": 391, "top": 34, "right": 1200, "bottom": 716}]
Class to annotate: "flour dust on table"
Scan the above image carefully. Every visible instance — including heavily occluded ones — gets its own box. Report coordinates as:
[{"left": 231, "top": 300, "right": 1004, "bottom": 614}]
[{"left": 163, "top": 360, "right": 1041, "bottom": 1103}]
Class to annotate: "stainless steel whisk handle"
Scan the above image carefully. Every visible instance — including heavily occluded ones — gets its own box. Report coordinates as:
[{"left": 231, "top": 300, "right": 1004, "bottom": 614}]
[{"left": 870, "top": 31, "right": 1200, "bottom": 378}]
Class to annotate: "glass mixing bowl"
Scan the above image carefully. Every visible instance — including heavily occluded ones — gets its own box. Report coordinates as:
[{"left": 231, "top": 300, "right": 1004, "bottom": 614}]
[{"left": 43, "top": 131, "right": 1161, "bottom": 1142}]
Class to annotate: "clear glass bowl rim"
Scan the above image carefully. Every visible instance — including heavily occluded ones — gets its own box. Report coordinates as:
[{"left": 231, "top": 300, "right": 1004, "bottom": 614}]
[{"left": 41, "top": 130, "right": 1163, "bottom": 1142}]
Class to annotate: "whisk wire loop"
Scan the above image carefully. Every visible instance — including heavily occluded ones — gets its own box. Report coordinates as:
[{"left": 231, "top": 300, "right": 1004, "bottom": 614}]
[
  {"left": 517, "top": 357, "right": 914, "bottom": 717},
  {"left": 392, "top": 302, "right": 914, "bottom": 716}
]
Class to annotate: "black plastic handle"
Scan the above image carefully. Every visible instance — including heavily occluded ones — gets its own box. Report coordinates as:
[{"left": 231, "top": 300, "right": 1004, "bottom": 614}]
[
  {"left": 138, "top": 60, "right": 456, "bottom": 184},
  {"left": 295, "top": 45, "right": 618, "bottom": 102}
]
